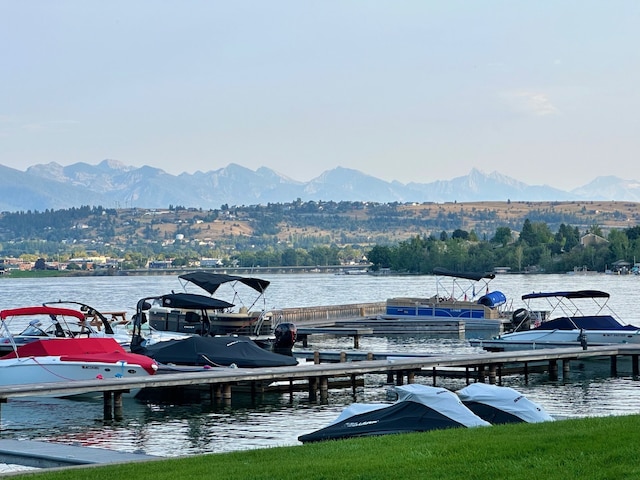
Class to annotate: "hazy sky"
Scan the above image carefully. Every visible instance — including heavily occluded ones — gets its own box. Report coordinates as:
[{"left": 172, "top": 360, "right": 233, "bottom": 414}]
[{"left": 1, "top": 1, "right": 639, "bottom": 190}]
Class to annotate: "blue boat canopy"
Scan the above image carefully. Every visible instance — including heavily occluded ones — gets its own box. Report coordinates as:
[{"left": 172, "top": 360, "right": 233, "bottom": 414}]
[{"left": 521, "top": 290, "right": 610, "bottom": 301}]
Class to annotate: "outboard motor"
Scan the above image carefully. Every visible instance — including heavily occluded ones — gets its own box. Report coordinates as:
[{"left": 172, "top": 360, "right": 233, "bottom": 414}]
[
  {"left": 511, "top": 308, "right": 531, "bottom": 331},
  {"left": 274, "top": 322, "right": 297, "bottom": 356}
]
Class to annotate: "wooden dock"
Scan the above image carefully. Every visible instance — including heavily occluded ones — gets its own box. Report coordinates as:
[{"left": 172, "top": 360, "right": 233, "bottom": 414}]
[{"left": 1, "top": 345, "right": 639, "bottom": 422}]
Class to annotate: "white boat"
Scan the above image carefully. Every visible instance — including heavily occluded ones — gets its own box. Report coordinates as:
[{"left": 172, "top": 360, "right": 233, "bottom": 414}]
[
  {"left": 470, "top": 290, "right": 640, "bottom": 351},
  {"left": 0, "top": 306, "right": 158, "bottom": 387},
  {"left": 0, "top": 302, "right": 131, "bottom": 355}
]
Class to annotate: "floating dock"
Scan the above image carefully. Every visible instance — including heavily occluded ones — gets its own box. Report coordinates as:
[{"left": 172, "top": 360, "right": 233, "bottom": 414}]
[{"left": 0, "top": 439, "right": 158, "bottom": 470}]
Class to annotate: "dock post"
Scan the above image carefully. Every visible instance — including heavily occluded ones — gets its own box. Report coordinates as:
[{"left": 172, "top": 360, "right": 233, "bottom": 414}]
[
  {"left": 351, "top": 374, "right": 357, "bottom": 394},
  {"left": 313, "top": 351, "right": 320, "bottom": 364},
  {"left": 222, "top": 384, "right": 232, "bottom": 405},
  {"left": 103, "top": 392, "right": 113, "bottom": 420},
  {"left": 488, "top": 365, "right": 497, "bottom": 385},
  {"left": 113, "top": 392, "right": 124, "bottom": 420},
  {"left": 633, "top": 355, "right": 639, "bottom": 377},
  {"left": 396, "top": 371, "right": 404, "bottom": 386},
  {"left": 387, "top": 372, "right": 394, "bottom": 384},
  {"left": 524, "top": 362, "right": 529, "bottom": 384},
  {"left": 611, "top": 355, "right": 618, "bottom": 377},
  {"left": 367, "top": 352, "right": 374, "bottom": 361},
  {"left": 465, "top": 367, "right": 470, "bottom": 385},
  {"left": 340, "top": 351, "right": 346, "bottom": 362},
  {"left": 353, "top": 334, "right": 360, "bottom": 349},
  {"left": 319, "top": 377, "right": 329, "bottom": 402},
  {"left": 562, "top": 359, "right": 571, "bottom": 378},
  {"left": 407, "top": 371, "right": 415, "bottom": 384},
  {"left": 308, "top": 377, "right": 318, "bottom": 401},
  {"left": 213, "top": 383, "right": 222, "bottom": 401},
  {"left": 477, "top": 365, "right": 485, "bottom": 383},
  {"left": 549, "top": 360, "right": 558, "bottom": 380},
  {"left": 432, "top": 367, "right": 437, "bottom": 386}
]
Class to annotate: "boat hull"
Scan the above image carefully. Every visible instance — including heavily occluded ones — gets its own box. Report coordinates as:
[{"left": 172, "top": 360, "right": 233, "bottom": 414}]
[
  {"left": 470, "top": 328, "right": 640, "bottom": 352},
  {"left": 0, "top": 356, "right": 153, "bottom": 386}
]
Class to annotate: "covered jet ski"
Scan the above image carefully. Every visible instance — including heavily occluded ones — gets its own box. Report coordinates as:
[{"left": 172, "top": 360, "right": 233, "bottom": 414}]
[
  {"left": 138, "top": 335, "right": 298, "bottom": 368},
  {"left": 298, "top": 384, "right": 490, "bottom": 443},
  {"left": 456, "top": 383, "right": 554, "bottom": 424}
]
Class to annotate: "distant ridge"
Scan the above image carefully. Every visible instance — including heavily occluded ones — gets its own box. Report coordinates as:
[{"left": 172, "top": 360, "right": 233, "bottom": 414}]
[{"left": 0, "top": 160, "right": 637, "bottom": 212}]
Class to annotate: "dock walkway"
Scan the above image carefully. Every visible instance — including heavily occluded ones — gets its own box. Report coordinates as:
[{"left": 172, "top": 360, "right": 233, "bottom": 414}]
[{"left": 1, "top": 345, "right": 639, "bottom": 420}]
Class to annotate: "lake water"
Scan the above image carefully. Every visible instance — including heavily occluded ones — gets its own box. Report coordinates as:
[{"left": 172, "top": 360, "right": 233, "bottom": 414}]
[{"left": 1, "top": 272, "right": 640, "bottom": 459}]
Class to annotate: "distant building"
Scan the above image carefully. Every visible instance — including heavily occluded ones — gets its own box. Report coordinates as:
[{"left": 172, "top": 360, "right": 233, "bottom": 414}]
[
  {"left": 580, "top": 233, "right": 608, "bottom": 247},
  {"left": 199, "top": 258, "right": 223, "bottom": 268}
]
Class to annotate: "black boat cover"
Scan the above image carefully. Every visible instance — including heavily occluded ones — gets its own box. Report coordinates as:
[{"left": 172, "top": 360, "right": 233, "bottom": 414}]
[
  {"left": 141, "top": 335, "right": 298, "bottom": 368},
  {"left": 158, "top": 293, "right": 234, "bottom": 310},
  {"left": 298, "top": 384, "right": 489, "bottom": 443},
  {"left": 432, "top": 267, "right": 495, "bottom": 282},
  {"left": 456, "top": 383, "right": 554, "bottom": 424},
  {"left": 179, "top": 271, "right": 270, "bottom": 295}
]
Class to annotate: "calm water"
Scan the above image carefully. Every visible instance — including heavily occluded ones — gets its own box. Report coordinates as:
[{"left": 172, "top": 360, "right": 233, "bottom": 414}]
[{"left": 1, "top": 272, "right": 640, "bottom": 458}]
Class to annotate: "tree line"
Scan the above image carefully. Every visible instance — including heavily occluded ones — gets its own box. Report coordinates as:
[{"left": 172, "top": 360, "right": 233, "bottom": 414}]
[{"left": 366, "top": 220, "right": 640, "bottom": 274}]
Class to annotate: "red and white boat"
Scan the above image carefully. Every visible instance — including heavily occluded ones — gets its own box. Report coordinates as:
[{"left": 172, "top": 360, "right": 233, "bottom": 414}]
[{"left": 0, "top": 307, "right": 158, "bottom": 386}]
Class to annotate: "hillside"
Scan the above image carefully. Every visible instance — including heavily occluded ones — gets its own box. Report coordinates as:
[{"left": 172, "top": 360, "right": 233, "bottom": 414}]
[{"left": 2, "top": 200, "right": 635, "bottom": 251}]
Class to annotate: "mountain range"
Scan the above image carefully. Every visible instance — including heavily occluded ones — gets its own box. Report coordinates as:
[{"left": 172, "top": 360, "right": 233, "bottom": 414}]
[{"left": 1, "top": 160, "right": 639, "bottom": 212}]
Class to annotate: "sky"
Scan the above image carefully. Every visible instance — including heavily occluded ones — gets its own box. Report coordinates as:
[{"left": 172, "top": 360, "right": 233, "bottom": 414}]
[{"left": 1, "top": 1, "right": 640, "bottom": 191}]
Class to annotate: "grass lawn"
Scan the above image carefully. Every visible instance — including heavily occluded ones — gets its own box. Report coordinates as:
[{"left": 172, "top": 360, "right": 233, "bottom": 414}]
[{"left": 10, "top": 414, "right": 640, "bottom": 480}]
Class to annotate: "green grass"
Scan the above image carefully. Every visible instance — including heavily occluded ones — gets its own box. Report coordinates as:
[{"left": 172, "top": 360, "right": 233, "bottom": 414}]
[{"left": 11, "top": 414, "right": 640, "bottom": 480}]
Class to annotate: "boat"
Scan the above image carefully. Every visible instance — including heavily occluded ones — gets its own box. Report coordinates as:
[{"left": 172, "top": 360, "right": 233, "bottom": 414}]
[
  {"left": 382, "top": 268, "right": 512, "bottom": 331},
  {"left": 469, "top": 290, "right": 640, "bottom": 352},
  {"left": 297, "top": 384, "right": 490, "bottom": 443},
  {"left": 137, "top": 335, "right": 298, "bottom": 369},
  {"left": 146, "top": 271, "right": 282, "bottom": 338},
  {"left": 0, "top": 302, "right": 131, "bottom": 355},
  {"left": 455, "top": 383, "right": 554, "bottom": 424},
  {"left": 0, "top": 308, "right": 158, "bottom": 387},
  {"left": 130, "top": 286, "right": 298, "bottom": 368}
]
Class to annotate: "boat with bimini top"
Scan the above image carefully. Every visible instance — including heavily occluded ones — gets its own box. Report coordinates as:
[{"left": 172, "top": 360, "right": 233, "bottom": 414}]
[
  {"left": 146, "top": 272, "right": 280, "bottom": 338},
  {"left": 383, "top": 268, "right": 512, "bottom": 331},
  {"left": 470, "top": 290, "right": 640, "bottom": 352}
]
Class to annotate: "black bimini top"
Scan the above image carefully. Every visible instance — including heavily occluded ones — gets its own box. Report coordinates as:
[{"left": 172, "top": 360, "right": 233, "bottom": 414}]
[
  {"left": 521, "top": 290, "right": 610, "bottom": 301},
  {"left": 179, "top": 271, "right": 270, "bottom": 295},
  {"left": 433, "top": 267, "right": 495, "bottom": 282}
]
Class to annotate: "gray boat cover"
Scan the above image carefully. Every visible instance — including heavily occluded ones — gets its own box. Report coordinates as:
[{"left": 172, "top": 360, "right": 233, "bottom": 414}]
[
  {"left": 298, "top": 384, "right": 489, "bottom": 443},
  {"left": 456, "top": 383, "right": 554, "bottom": 424}
]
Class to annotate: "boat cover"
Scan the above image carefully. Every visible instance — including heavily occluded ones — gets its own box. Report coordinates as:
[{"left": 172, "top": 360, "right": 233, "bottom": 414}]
[
  {"left": 179, "top": 271, "right": 270, "bottom": 295},
  {"left": 298, "top": 384, "right": 490, "bottom": 443},
  {"left": 535, "top": 315, "right": 640, "bottom": 331},
  {"left": 432, "top": 267, "right": 495, "bottom": 282},
  {"left": 0, "top": 338, "right": 158, "bottom": 374},
  {"left": 477, "top": 291, "right": 507, "bottom": 307},
  {"left": 140, "top": 335, "right": 298, "bottom": 368},
  {"left": 1, "top": 337, "right": 125, "bottom": 358},
  {"left": 157, "top": 293, "right": 234, "bottom": 310},
  {"left": 456, "top": 383, "right": 554, "bottom": 424}
]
